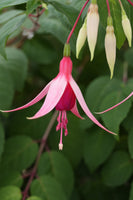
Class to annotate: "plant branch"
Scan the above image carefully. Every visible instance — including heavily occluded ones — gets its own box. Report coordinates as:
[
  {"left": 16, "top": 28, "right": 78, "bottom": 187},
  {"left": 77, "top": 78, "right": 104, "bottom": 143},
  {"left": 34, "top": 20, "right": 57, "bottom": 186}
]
[{"left": 22, "top": 110, "right": 58, "bottom": 200}]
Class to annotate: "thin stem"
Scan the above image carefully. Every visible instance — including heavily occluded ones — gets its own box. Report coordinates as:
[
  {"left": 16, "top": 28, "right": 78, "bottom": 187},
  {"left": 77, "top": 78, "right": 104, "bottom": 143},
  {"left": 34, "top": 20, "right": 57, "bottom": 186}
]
[
  {"left": 118, "top": 0, "right": 122, "bottom": 7},
  {"left": 106, "top": 0, "right": 111, "bottom": 16},
  {"left": 22, "top": 110, "right": 58, "bottom": 200},
  {"left": 127, "top": 0, "right": 133, "bottom": 6},
  {"left": 66, "top": 0, "right": 90, "bottom": 44}
]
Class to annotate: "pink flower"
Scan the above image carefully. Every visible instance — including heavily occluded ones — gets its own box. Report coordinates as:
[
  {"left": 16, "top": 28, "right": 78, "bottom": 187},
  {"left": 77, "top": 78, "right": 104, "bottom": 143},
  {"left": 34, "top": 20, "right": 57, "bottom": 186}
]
[{"left": 2, "top": 56, "right": 115, "bottom": 150}]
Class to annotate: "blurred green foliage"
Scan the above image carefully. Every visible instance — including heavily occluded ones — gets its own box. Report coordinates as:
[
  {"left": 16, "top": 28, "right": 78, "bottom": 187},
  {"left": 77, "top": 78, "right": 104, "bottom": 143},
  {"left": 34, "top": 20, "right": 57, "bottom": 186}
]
[{"left": 0, "top": 0, "right": 133, "bottom": 199}]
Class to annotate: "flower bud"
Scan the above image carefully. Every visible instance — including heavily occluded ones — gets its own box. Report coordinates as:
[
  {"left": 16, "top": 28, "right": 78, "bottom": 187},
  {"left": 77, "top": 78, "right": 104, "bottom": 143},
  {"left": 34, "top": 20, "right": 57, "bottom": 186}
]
[
  {"left": 87, "top": 3, "right": 99, "bottom": 61},
  {"left": 76, "top": 20, "right": 87, "bottom": 59},
  {"left": 105, "top": 25, "right": 116, "bottom": 79},
  {"left": 122, "top": 12, "right": 132, "bottom": 47}
]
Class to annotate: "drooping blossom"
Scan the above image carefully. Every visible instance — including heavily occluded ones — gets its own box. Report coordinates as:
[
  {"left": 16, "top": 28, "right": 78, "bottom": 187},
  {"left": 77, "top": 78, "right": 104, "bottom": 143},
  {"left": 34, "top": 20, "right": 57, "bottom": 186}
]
[
  {"left": 105, "top": 17, "right": 116, "bottom": 79},
  {"left": 87, "top": 2, "right": 99, "bottom": 61},
  {"left": 1, "top": 56, "right": 115, "bottom": 150}
]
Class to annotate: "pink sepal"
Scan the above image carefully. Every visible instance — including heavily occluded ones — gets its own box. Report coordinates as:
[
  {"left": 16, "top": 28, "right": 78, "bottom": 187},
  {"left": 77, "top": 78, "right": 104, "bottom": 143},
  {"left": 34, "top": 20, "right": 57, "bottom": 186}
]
[
  {"left": 95, "top": 92, "right": 133, "bottom": 114},
  {"left": 69, "top": 77, "right": 116, "bottom": 135},
  {"left": 1, "top": 80, "right": 53, "bottom": 113},
  {"left": 28, "top": 75, "right": 67, "bottom": 119},
  {"left": 71, "top": 101, "right": 84, "bottom": 119}
]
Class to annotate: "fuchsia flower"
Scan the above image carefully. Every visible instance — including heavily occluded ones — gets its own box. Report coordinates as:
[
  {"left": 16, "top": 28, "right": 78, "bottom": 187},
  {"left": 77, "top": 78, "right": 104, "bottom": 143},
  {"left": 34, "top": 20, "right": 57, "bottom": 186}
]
[{"left": 1, "top": 56, "right": 115, "bottom": 150}]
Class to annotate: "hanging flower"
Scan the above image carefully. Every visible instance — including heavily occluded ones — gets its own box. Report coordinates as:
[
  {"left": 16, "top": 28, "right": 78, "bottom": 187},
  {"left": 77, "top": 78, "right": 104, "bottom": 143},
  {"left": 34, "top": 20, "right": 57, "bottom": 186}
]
[
  {"left": 1, "top": 48, "right": 115, "bottom": 150},
  {"left": 87, "top": 2, "right": 99, "bottom": 61}
]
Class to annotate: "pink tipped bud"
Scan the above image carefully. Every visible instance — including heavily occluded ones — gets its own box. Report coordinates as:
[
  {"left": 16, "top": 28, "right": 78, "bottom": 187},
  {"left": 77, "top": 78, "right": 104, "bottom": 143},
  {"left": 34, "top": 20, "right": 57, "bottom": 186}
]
[
  {"left": 87, "top": 3, "right": 99, "bottom": 61},
  {"left": 105, "top": 25, "right": 116, "bottom": 79},
  {"left": 76, "top": 20, "right": 87, "bottom": 59},
  {"left": 122, "top": 13, "right": 132, "bottom": 47}
]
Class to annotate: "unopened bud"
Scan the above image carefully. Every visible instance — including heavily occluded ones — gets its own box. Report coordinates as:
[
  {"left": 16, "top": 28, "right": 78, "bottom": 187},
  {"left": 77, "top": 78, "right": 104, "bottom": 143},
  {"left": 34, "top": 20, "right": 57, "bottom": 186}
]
[
  {"left": 105, "top": 25, "right": 116, "bottom": 79},
  {"left": 59, "top": 143, "right": 63, "bottom": 150},
  {"left": 76, "top": 20, "right": 87, "bottom": 58},
  {"left": 87, "top": 3, "right": 99, "bottom": 61},
  {"left": 42, "top": 3, "right": 48, "bottom": 10},
  {"left": 122, "top": 13, "right": 132, "bottom": 47}
]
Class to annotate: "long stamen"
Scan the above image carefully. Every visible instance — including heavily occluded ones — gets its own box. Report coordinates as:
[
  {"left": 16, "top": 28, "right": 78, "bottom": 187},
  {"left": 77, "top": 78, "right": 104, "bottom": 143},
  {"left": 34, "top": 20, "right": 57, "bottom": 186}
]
[
  {"left": 56, "top": 111, "right": 61, "bottom": 131},
  {"left": 59, "top": 126, "right": 63, "bottom": 150}
]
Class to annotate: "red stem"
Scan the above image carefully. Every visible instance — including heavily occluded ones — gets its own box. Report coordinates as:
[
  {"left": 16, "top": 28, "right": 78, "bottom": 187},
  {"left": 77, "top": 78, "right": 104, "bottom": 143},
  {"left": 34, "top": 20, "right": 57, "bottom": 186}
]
[
  {"left": 127, "top": 0, "right": 133, "bottom": 6},
  {"left": 66, "top": 0, "right": 90, "bottom": 44},
  {"left": 106, "top": 0, "right": 111, "bottom": 16}
]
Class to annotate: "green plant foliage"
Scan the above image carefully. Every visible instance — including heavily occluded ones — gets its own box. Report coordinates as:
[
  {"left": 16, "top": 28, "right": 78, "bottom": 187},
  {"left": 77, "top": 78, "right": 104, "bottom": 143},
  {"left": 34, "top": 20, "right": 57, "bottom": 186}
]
[
  {"left": 101, "top": 150, "right": 133, "bottom": 186},
  {"left": 100, "top": 90, "right": 132, "bottom": 133},
  {"left": 38, "top": 151, "right": 74, "bottom": 197},
  {"left": 0, "top": 170, "right": 23, "bottom": 187},
  {"left": 30, "top": 175, "right": 67, "bottom": 200},
  {"left": 49, "top": 113, "right": 85, "bottom": 167},
  {"left": 0, "top": 47, "right": 28, "bottom": 91},
  {"left": 7, "top": 103, "right": 52, "bottom": 139},
  {"left": 27, "top": 197, "right": 42, "bottom": 200},
  {"left": 0, "top": 123, "right": 5, "bottom": 159},
  {"left": 0, "top": 14, "right": 26, "bottom": 57},
  {"left": 0, "top": 0, "right": 133, "bottom": 199},
  {"left": 0, "top": 0, "right": 27, "bottom": 9},
  {"left": 0, "top": 186, "right": 22, "bottom": 200},
  {"left": 84, "top": 128, "right": 116, "bottom": 172},
  {"left": 0, "top": 135, "right": 38, "bottom": 172}
]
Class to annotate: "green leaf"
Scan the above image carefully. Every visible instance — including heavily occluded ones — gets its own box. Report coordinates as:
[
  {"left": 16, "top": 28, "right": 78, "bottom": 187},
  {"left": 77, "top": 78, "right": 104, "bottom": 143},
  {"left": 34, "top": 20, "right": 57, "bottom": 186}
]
[
  {"left": 84, "top": 128, "right": 116, "bottom": 172},
  {"left": 85, "top": 76, "right": 110, "bottom": 111},
  {"left": 124, "top": 48, "right": 133, "bottom": 67},
  {"left": 23, "top": 39, "right": 57, "bottom": 65},
  {"left": 38, "top": 151, "right": 74, "bottom": 198},
  {"left": 27, "top": 197, "right": 42, "bottom": 200},
  {"left": 7, "top": 103, "right": 52, "bottom": 139},
  {"left": 26, "top": 0, "right": 41, "bottom": 14},
  {"left": 0, "top": 48, "right": 28, "bottom": 91},
  {"left": 0, "top": 170, "right": 23, "bottom": 187},
  {"left": 128, "top": 128, "right": 133, "bottom": 159},
  {"left": 100, "top": 90, "right": 132, "bottom": 133},
  {"left": 49, "top": 113, "right": 85, "bottom": 167},
  {"left": 129, "top": 181, "right": 133, "bottom": 200},
  {"left": 44, "top": 0, "right": 81, "bottom": 28},
  {"left": 0, "top": 123, "right": 5, "bottom": 159},
  {"left": 0, "top": 0, "right": 27, "bottom": 9},
  {"left": 0, "top": 10, "right": 24, "bottom": 24},
  {"left": 0, "top": 135, "right": 38, "bottom": 172},
  {"left": 0, "top": 62, "right": 14, "bottom": 109},
  {"left": 0, "top": 186, "right": 22, "bottom": 200},
  {"left": 0, "top": 14, "right": 26, "bottom": 57},
  {"left": 31, "top": 175, "right": 67, "bottom": 200},
  {"left": 101, "top": 150, "right": 133, "bottom": 186}
]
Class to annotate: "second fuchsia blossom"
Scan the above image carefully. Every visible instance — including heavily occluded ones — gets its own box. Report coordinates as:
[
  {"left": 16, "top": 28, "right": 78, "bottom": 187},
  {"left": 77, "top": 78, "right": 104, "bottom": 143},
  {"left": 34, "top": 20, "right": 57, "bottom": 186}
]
[{"left": 1, "top": 44, "right": 115, "bottom": 150}]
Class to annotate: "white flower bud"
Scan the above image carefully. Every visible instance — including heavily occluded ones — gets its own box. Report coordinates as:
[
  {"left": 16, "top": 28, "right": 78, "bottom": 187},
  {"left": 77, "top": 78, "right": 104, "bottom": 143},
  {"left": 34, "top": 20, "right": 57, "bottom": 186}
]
[
  {"left": 87, "top": 3, "right": 99, "bottom": 61},
  {"left": 105, "top": 25, "right": 116, "bottom": 79},
  {"left": 76, "top": 21, "right": 87, "bottom": 59},
  {"left": 122, "top": 14, "right": 132, "bottom": 47}
]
